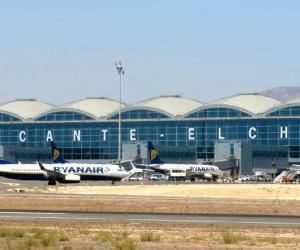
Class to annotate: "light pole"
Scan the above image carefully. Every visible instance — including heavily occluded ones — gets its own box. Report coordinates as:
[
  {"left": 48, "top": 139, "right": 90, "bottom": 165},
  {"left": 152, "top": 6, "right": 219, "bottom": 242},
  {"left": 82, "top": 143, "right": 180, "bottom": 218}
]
[{"left": 115, "top": 62, "right": 124, "bottom": 164}]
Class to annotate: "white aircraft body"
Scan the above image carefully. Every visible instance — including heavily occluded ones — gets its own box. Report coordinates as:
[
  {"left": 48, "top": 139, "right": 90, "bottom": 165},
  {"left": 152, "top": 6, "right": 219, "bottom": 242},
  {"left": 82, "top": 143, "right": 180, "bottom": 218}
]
[
  {"left": 0, "top": 141, "right": 142, "bottom": 184},
  {"left": 149, "top": 163, "right": 222, "bottom": 179},
  {"left": 147, "top": 141, "right": 222, "bottom": 180},
  {"left": 0, "top": 161, "right": 140, "bottom": 184}
]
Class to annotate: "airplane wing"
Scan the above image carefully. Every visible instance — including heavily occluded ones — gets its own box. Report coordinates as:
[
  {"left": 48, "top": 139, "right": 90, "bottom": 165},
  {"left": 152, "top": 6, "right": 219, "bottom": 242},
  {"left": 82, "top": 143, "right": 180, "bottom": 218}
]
[
  {"left": 135, "top": 163, "right": 161, "bottom": 168},
  {"left": 134, "top": 163, "right": 165, "bottom": 174},
  {"left": 37, "top": 161, "right": 66, "bottom": 179},
  {"left": 37, "top": 161, "right": 80, "bottom": 183},
  {"left": 134, "top": 163, "right": 149, "bottom": 168}
]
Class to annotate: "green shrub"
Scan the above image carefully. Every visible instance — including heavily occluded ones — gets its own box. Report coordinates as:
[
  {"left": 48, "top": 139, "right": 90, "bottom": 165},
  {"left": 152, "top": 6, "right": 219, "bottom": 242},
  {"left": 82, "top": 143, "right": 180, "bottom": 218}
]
[
  {"left": 12, "top": 229, "right": 25, "bottom": 238},
  {"left": 5, "top": 238, "right": 13, "bottom": 250},
  {"left": 222, "top": 231, "right": 243, "bottom": 244},
  {"left": 191, "top": 235, "right": 205, "bottom": 241},
  {"left": 59, "top": 234, "right": 69, "bottom": 242},
  {"left": 62, "top": 246, "right": 73, "bottom": 250},
  {"left": 93, "top": 231, "right": 114, "bottom": 242},
  {"left": 79, "top": 229, "right": 90, "bottom": 235},
  {"left": 23, "top": 235, "right": 40, "bottom": 248},
  {"left": 0, "top": 227, "right": 12, "bottom": 238},
  {"left": 257, "top": 236, "right": 278, "bottom": 244},
  {"left": 32, "top": 228, "right": 44, "bottom": 239},
  {"left": 94, "top": 230, "right": 138, "bottom": 250},
  {"left": 0, "top": 227, "right": 25, "bottom": 239},
  {"left": 28, "top": 228, "right": 58, "bottom": 247},
  {"left": 140, "top": 232, "right": 160, "bottom": 242},
  {"left": 113, "top": 236, "right": 138, "bottom": 250},
  {"left": 40, "top": 233, "right": 57, "bottom": 247}
]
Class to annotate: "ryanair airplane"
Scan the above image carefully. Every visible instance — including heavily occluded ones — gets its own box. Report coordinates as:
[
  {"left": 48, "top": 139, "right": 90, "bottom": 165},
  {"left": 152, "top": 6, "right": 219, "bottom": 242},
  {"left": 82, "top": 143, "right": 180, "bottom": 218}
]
[
  {"left": 147, "top": 141, "right": 222, "bottom": 180},
  {"left": 0, "top": 142, "right": 142, "bottom": 185}
]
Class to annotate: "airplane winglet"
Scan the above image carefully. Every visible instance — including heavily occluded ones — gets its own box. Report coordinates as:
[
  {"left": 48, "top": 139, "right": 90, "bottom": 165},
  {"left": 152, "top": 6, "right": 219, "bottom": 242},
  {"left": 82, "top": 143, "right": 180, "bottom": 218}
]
[{"left": 37, "top": 160, "right": 46, "bottom": 171}]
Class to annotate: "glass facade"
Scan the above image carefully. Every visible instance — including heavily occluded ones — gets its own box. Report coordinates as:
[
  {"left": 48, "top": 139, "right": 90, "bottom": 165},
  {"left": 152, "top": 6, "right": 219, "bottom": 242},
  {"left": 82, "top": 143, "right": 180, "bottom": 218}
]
[
  {"left": 36, "top": 111, "right": 94, "bottom": 121},
  {"left": 186, "top": 108, "right": 250, "bottom": 118},
  {"left": 0, "top": 116, "right": 299, "bottom": 162},
  {"left": 268, "top": 106, "right": 300, "bottom": 117},
  {"left": 109, "top": 109, "right": 170, "bottom": 120},
  {"left": 0, "top": 113, "right": 21, "bottom": 122}
]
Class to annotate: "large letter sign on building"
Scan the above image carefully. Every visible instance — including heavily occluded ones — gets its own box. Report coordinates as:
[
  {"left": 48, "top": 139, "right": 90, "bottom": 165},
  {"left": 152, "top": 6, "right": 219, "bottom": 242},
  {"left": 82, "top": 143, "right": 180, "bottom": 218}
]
[
  {"left": 280, "top": 126, "right": 288, "bottom": 139},
  {"left": 73, "top": 130, "right": 81, "bottom": 142},
  {"left": 249, "top": 127, "right": 257, "bottom": 139},
  {"left": 19, "top": 130, "right": 26, "bottom": 142},
  {"left": 46, "top": 130, "right": 53, "bottom": 141},
  {"left": 130, "top": 129, "right": 136, "bottom": 141},
  {"left": 101, "top": 129, "right": 108, "bottom": 141},
  {"left": 188, "top": 128, "right": 195, "bottom": 140},
  {"left": 218, "top": 127, "right": 225, "bottom": 140}
]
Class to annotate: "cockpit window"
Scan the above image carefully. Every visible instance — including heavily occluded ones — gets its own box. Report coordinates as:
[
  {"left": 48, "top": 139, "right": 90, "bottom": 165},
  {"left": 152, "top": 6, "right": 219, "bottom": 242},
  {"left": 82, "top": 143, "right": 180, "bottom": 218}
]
[{"left": 119, "top": 161, "right": 133, "bottom": 171}]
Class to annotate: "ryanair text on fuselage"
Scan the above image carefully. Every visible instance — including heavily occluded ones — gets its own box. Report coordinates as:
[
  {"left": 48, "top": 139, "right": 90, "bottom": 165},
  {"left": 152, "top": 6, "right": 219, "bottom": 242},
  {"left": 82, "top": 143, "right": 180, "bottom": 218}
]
[
  {"left": 191, "top": 166, "right": 217, "bottom": 172},
  {"left": 53, "top": 166, "right": 110, "bottom": 174}
]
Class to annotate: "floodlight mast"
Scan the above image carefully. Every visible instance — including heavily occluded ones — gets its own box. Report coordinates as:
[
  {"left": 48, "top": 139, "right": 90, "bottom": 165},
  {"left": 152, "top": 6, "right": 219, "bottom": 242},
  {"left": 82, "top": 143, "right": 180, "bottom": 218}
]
[{"left": 115, "top": 62, "right": 124, "bottom": 165}]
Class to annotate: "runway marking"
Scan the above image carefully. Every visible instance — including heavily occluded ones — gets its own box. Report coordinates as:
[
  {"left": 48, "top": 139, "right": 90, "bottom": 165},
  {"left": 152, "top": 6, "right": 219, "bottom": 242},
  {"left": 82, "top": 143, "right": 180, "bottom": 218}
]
[
  {"left": 0, "top": 212, "right": 67, "bottom": 215},
  {"left": 0, "top": 213, "right": 299, "bottom": 226},
  {"left": 2, "top": 217, "right": 300, "bottom": 226}
]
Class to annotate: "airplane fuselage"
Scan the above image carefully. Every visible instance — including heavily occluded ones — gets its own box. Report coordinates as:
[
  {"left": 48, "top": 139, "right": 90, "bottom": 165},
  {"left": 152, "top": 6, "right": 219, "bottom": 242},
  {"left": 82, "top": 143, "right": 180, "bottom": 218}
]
[
  {"left": 0, "top": 163, "right": 132, "bottom": 181},
  {"left": 150, "top": 163, "right": 221, "bottom": 175}
]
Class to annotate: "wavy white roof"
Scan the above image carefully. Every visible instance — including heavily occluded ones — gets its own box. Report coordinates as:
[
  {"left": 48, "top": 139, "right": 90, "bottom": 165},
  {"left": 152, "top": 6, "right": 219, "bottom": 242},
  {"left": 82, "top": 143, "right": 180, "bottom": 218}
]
[
  {"left": 0, "top": 99, "right": 55, "bottom": 120},
  {"left": 206, "top": 93, "right": 282, "bottom": 115},
  {"left": 0, "top": 94, "right": 286, "bottom": 120},
  {"left": 130, "top": 95, "right": 204, "bottom": 117},
  {"left": 264, "top": 97, "right": 300, "bottom": 115},
  {"left": 59, "top": 97, "right": 125, "bottom": 119},
  {"left": 285, "top": 97, "right": 300, "bottom": 105}
]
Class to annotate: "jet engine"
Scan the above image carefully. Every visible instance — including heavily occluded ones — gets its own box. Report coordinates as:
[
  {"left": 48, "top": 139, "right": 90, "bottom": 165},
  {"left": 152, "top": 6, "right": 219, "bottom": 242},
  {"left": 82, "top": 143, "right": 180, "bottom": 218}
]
[
  {"left": 59, "top": 174, "right": 81, "bottom": 183},
  {"left": 204, "top": 173, "right": 213, "bottom": 179}
]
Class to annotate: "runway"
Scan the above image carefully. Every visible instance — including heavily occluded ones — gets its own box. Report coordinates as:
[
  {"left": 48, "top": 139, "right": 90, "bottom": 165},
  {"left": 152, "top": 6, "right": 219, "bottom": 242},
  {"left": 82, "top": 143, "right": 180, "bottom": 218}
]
[{"left": 0, "top": 211, "right": 300, "bottom": 227}]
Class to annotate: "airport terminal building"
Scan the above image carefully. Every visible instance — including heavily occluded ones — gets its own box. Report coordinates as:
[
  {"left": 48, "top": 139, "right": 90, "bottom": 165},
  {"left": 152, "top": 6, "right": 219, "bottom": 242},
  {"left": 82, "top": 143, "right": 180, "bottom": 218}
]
[{"left": 0, "top": 93, "right": 299, "bottom": 174}]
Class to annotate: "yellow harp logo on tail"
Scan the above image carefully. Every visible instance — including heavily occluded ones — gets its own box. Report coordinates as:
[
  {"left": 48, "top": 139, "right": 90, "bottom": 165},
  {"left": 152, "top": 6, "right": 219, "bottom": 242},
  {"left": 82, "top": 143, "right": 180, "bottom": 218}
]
[
  {"left": 53, "top": 149, "right": 60, "bottom": 160},
  {"left": 150, "top": 149, "right": 157, "bottom": 160}
]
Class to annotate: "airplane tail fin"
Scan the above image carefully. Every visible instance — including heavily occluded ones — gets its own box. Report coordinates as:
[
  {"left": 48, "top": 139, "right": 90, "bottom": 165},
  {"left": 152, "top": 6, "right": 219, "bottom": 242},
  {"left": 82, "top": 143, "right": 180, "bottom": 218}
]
[
  {"left": 147, "top": 141, "right": 164, "bottom": 164},
  {"left": 50, "top": 141, "right": 68, "bottom": 163}
]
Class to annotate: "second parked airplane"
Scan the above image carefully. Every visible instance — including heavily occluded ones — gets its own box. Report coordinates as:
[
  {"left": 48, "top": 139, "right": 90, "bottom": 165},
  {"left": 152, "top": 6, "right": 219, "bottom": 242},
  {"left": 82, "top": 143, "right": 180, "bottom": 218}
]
[{"left": 147, "top": 141, "right": 222, "bottom": 180}]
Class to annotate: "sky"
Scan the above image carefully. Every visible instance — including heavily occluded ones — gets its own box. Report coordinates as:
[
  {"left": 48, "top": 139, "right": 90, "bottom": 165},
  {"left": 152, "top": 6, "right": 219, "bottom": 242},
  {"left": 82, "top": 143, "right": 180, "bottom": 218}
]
[{"left": 0, "top": 0, "right": 300, "bottom": 104}]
